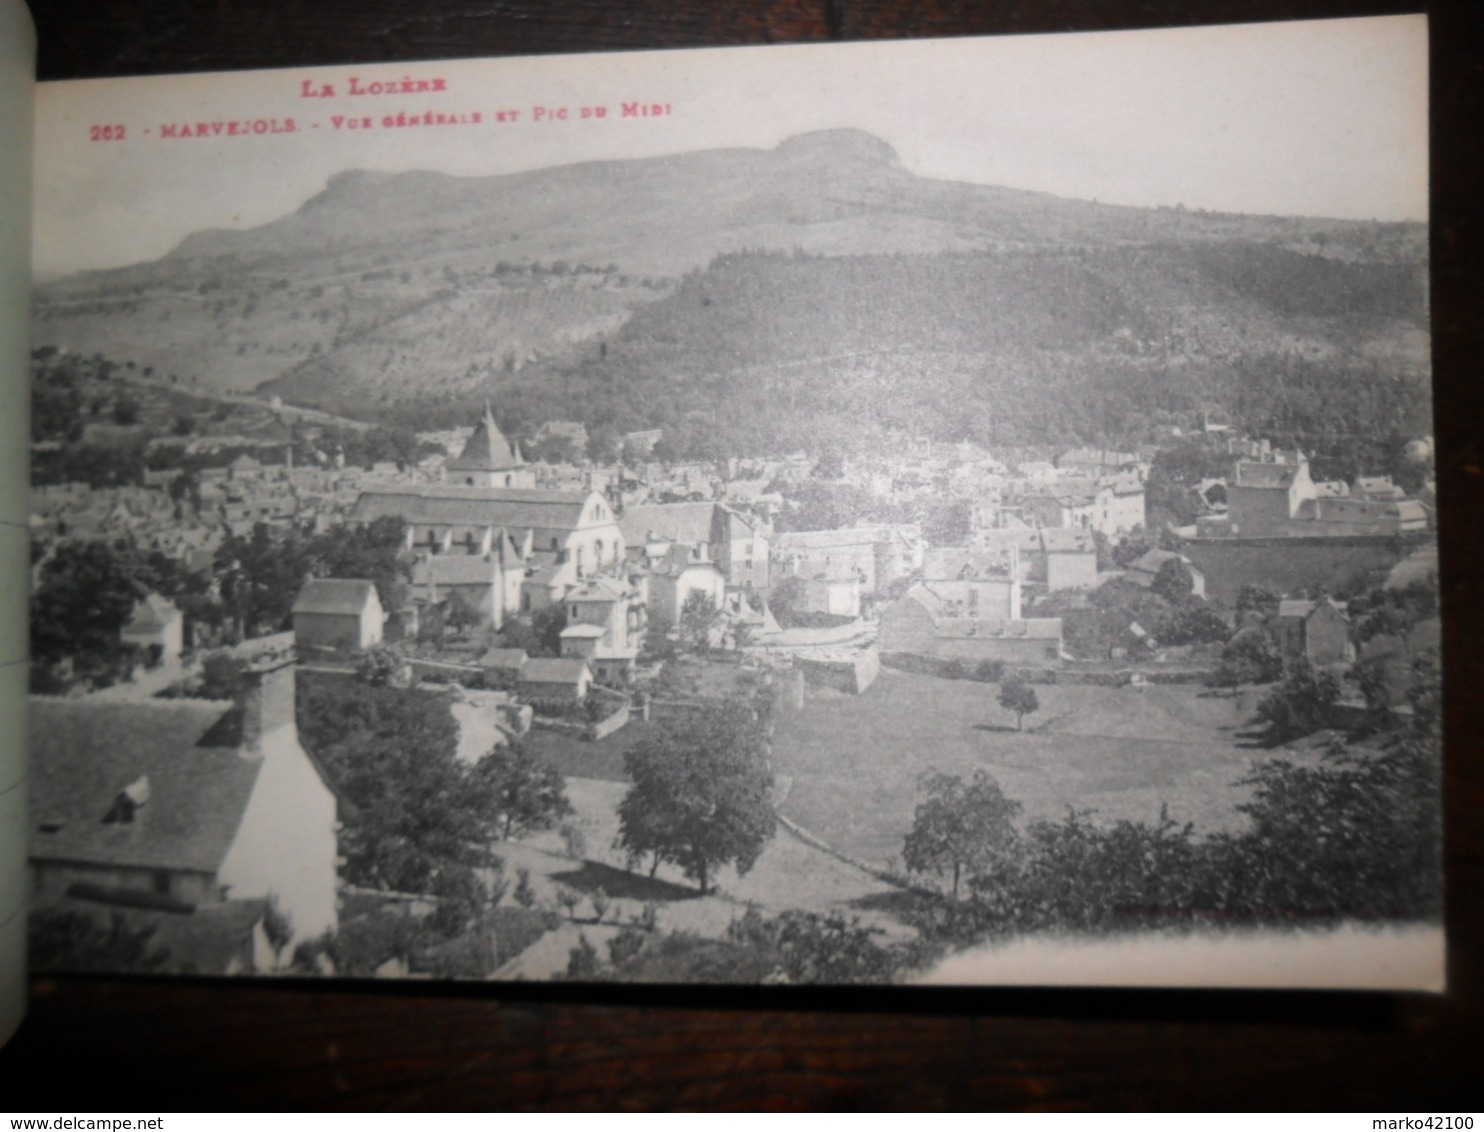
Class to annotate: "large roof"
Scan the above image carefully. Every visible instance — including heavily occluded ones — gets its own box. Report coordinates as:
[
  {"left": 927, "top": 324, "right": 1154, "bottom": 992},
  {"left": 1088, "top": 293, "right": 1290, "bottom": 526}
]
[
  {"left": 412, "top": 555, "right": 499, "bottom": 587},
  {"left": 445, "top": 403, "right": 520, "bottom": 473},
  {"left": 353, "top": 485, "right": 593, "bottom": 531},
  {"left": 519, "top": 658, "right": 590, "bottom": 684},
  {"left": 293, "top": 578, "right": 379, "bottom": 616},
  {"left": 30, "top": 698, "right": 263, "bottom": 875},
  {"left": 1235, "top": 462, "right": 1301, "bottom": 489},
  {"left": 1278, "top": 598, "right": 1348, "bottom": 620},
  {"left": 478, "top": 647, "right": 529, "bottom": 669}
]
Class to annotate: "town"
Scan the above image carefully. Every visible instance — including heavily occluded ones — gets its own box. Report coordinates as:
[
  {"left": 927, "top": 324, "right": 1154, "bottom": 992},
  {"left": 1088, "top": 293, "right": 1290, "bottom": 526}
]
[{"left": 25, "top": 360, "right": 1441, "bottom": 982}]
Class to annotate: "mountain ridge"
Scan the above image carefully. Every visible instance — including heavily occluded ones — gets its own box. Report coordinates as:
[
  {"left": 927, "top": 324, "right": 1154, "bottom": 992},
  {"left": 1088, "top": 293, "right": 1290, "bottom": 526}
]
[{"left": 31, "top": 128, "right": 1428, "bottom": 460}]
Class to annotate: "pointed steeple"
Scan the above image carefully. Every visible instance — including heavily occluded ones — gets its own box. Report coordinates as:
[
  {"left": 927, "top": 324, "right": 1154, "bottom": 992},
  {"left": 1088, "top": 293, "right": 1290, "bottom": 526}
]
[{"left": 447, "top": 399, "right": 519, "bottom": 474}]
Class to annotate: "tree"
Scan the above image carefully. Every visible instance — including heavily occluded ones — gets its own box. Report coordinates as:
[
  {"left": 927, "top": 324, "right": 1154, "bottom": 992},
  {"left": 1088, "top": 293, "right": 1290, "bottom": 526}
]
[
  {"left": 1234, "top": 584, "right": 1281, "bottom": 624},
  {"left": 1226, "top": 655, "right": 1441, "bottom": 921},
  {"left": 1155, "top": 599, "right": 1230, "bottom": 647},
  {"left": 198, "top": 651, "right": 249, "bottom": 699},
  {"left": 216, "top": 523, "right": 311, "bottom": 638},
  {"left": 295, "top": 676, "right": 496, "bottom": 891},
  {"left": 1209, "top": 627, "right": 1282, "bottom": 690},
  {"left": 444, "top": 588, "right": 482, "bottom": 637},
  {"left": 306, "top": 516, "right": 411, "bottom": 614},
  {"left": 617, "top": 703, "right": 777, "bottom": 893},
  {"left": 902, "top": 769, "right": 1021, "bottom": 899},
  {"left": 973, "top": 659, "right": 1005, "bottom": 684},
  {"left": 565, "top": 934, "right": 601, "bottom": 978},
  {"left": 356, "top": 643, "right": 407, "bottom": 687},
  {"left": 997, "top": 677, "right": 1040, "bottom": 731},
  {"left": 473, "top": 743, "right": 574, "bottom": 840},
  {"left": 678, "top": 590, "right": 721, "bottom": 652},
  {"left": 1150, "top": 557, "right": 1196, "bottom": 603},
  {"left": 30, "top": 539, "right": 147, "bottom": 687},
  {"left": 1254, "top": 657, "right": 1342, "bottom": 744},
  {"left": 111, "top": 393, "right": 141, "bottom": 426},
  {"left": 29, "top": 910, "right": 173, "bottom": 974},
  {"left": 767, "top": 576, "right": 805, "bottom": 627}
]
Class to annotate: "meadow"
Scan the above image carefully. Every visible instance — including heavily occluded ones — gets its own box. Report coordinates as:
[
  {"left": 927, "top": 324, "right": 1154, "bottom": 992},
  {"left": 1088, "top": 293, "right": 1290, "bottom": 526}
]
[{"left": 770, "top": 669, "right": 1273, "bottom": 867}]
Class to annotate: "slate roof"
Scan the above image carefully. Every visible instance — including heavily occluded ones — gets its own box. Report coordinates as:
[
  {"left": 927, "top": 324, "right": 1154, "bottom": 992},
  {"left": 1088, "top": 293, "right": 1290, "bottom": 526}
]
[
  {"left": 1235, "top": 462, "right": 1300, "bottom": 489},
  {"left": 478, "top": 647, "right": 529, "bottom": 670},
  {"left": 412, "top": 556, "right": 499, "bottom": 587},
  {"left": 519, "top": 658, "right": 590, "bottom": 684},
  {"left": 30, "top": 698, "right": 263, "bottom": 875},
  {"left": 445, "top": 403, "right": 519, "bottom": 472},
  {"left": 352, "top": 486, "right": 591, "bottom": 531},
  {"left": 293, "top": 579, "right": 378, "bottom": 616},
  {"left": 1278, "top": 598, "right": 1348, "bottom": 621}
]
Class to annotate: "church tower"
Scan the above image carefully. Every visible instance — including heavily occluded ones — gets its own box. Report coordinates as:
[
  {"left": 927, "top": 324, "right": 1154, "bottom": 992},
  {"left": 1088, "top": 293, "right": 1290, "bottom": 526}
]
[{"left": 444, "top": 401, "right": 535, "bottom": 489}]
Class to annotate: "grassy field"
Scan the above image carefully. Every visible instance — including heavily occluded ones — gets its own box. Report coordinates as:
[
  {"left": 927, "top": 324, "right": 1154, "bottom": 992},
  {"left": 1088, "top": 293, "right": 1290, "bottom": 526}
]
[
  {"left": 521, "top": 717, "right": 661, "bottom": 782},
  {"left": 771, "top": 669, "right": 1272, "bottom": 867}
]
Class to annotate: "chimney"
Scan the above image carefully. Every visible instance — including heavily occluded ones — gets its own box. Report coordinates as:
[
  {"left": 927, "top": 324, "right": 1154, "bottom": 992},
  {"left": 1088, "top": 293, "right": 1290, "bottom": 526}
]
[{"left": 237, "top": 648, "right": 297, "bottom": 757}]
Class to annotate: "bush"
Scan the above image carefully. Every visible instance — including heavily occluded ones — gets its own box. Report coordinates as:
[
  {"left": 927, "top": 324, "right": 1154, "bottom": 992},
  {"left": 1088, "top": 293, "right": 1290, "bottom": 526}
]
[
  {"left": 513, "top": 867, "right": 537, "bottom": 909},
  {"left": 607, "top": 926, "right": 648, "bottom": 967},
  {"left": 565, "top": 933, "right": 601, "bottom": 978},
  {"left": 973, "top": 659, "right": 1005, "bottom": 684},
  {"left": 1255, "top": 658, "right": 1342, "bottom": 743}
]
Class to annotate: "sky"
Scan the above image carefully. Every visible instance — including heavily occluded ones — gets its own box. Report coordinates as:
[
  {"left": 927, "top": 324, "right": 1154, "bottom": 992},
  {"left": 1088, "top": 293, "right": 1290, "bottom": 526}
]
[{"left": 33, "top": 14, "right": 1428, "bottom": 276}]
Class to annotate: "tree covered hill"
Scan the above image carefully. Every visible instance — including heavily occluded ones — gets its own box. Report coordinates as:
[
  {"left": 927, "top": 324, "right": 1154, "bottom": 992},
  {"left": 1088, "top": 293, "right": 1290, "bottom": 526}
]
[
  {"left": 31, "top": 129, "right": 1428, "bottom": 458},
  {"left": 485, "top": 243, "right": 1431, "bottom": 462}
]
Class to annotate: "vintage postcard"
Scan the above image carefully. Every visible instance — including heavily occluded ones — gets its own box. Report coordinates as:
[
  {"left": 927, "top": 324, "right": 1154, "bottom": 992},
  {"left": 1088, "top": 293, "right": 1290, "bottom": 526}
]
[{"left": 24, "top": 16, "right": 1441, "bottom": 988}]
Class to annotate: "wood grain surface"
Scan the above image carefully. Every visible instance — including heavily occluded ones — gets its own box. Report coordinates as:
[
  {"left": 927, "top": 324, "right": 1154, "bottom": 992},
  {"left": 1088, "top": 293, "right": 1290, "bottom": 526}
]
[{"left": 4, "top": 0, "right": 1482, "bottom": 1110}]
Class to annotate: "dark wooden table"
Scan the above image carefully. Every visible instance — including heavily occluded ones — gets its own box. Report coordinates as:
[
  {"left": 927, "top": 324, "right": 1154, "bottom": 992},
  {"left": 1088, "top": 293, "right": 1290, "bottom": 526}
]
[{"left": 4, "top": 0, "right": 1482, "bottom": 1110}]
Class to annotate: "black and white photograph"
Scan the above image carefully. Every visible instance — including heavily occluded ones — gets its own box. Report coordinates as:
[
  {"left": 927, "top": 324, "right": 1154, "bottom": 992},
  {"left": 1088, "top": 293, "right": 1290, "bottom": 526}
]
[{"left": 21, "top": 15, "right": 1442, "bottom": 988}]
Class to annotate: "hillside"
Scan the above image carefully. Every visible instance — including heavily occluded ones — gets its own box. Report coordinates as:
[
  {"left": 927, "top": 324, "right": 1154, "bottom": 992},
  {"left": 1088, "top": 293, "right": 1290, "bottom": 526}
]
[
  {"left": 32, "top": 129, "right": 1429, "bottom": 455},
  {"left": 478, "top": 245, "right": 1430, "bottom": 466}
]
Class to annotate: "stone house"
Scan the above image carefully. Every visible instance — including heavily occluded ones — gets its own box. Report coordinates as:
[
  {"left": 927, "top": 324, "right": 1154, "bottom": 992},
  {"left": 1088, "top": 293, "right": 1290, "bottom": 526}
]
[
  {"left": 292, "top": 578, "right": 385, "bottom": 654},
  {"left": 646, "top": 544, "right": 727, "bottom": 629},
  {"left": 517, "top": 657, "right": 593, "bottom": 706},
  {"left": 1275, "top": 598, "right": 1354, "bottom": 667},
  {"left": 619, "top": 501, "right": 771, "bottom": 592},
  {"left": 478, "top": 647, "right": 529, "bottom": 690},
  {"left": 557, "top": 575, "right": 646, "bottom": 683},
  {"left": 29, "top": 652, "right": 339, "bottom": 957},
  {"left": 121, "top": 593, "right": 185, "bottom": 669}
]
